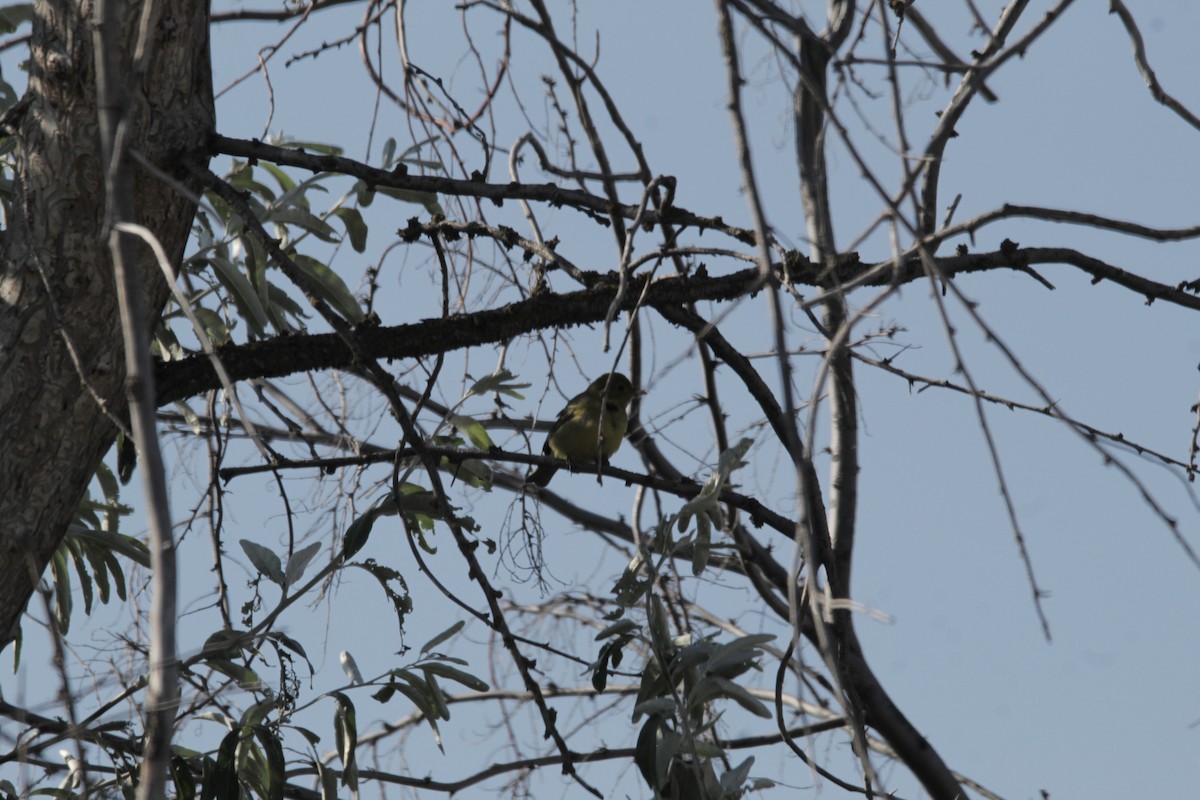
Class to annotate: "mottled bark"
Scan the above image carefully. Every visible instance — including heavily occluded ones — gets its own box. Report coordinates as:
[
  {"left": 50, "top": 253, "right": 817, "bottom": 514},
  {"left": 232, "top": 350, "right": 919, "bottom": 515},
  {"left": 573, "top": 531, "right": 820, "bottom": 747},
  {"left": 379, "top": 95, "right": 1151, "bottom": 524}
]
[{"left": 0, "top": 0, "right": 213, "bottom": 651}]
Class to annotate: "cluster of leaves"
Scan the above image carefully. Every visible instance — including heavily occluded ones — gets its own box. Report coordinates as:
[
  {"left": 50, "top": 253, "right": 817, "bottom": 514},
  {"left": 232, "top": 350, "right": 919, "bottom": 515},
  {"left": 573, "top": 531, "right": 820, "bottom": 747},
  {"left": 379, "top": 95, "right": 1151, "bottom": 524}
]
[
  {"left": 169, "top": 143, "right": 363, "bottom": 354},
  {"left": 58, "top": 464, "right": 149, "bottom": 629},
  {"left": 159, "top": 136, "right": 441, "bottom": 360},
  {"left": 179, "top": 620, "right": 487, "bottom": 800},
  {"left": 593, "top": 601, "right": 776, "bottom": 799},
  {"left": 334, "top": 623, "right": 488, "bottom": 782},
  {"left": 185, "top": 508, "right": 492, "bottom": 799},
  {"left": 18, "top": 462, "right": 149, "bottom": 668},
  {"left": 16, "top": 136, "right": 463, "bottom": 792},
  {"left": 590, "top": 440, "right": 774, "bottom": 798},
  {"left": 38, "top": 134, "right": 460, "bottom": 659},
  {"left": 341, "top": 370, "right": 532, "bottom": 558},
  {"left": 174, "top": 701, "right": 289, "bottom": 800}
]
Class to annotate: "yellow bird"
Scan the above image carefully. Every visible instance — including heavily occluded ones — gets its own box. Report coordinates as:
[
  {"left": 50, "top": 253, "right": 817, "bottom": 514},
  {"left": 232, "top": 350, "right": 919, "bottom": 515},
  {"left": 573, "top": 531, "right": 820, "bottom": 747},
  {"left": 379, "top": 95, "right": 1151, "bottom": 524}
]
[{"left": 527, "top": 373, "right": 638, "bottom": 487}]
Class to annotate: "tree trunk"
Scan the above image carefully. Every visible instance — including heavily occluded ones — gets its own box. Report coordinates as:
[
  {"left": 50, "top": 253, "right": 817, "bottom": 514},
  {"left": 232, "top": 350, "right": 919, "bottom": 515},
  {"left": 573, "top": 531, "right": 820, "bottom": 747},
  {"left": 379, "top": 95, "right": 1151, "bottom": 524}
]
[{"left": 0, "top": 0, "right": 213, "bottom": 651}]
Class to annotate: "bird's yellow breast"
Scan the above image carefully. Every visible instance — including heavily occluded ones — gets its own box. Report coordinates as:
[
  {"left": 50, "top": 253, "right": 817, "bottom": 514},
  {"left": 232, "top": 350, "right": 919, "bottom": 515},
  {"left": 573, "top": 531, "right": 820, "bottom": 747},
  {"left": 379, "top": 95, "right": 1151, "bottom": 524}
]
[{"left": 546, "top": 400, "right": 628, "bottom": 462}]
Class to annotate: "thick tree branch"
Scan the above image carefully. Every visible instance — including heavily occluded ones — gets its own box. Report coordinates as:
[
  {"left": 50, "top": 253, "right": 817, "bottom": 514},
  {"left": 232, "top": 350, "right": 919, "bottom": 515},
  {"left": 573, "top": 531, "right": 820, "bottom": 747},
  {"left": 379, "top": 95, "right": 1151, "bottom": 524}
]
[
  {"left": 159, "top": 244, "right": 1200, "bottom": 406},
  {"left": 209, "top": 134, "right": 760, "bottom": 246},
  {"left": 1108, "top": 0, "right": 1200, "bottom": 132}
]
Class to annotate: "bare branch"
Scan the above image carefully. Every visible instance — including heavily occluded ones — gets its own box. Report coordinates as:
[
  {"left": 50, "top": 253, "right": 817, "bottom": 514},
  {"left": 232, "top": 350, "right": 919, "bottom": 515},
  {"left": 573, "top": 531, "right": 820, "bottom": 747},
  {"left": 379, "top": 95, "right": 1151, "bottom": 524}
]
[{"left": 1108, "top": 0, "right": 1200, "bottom": 132}]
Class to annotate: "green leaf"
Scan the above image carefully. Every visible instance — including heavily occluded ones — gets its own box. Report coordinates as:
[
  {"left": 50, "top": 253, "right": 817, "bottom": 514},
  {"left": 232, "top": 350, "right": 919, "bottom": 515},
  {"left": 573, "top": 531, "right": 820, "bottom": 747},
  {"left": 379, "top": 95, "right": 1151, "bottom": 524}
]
[
  {"left": 331, "top": 693, "right": 358, "bottom": 791},
  {"left": 62, "top": 538, "right": 93, "bottom": 616},
  {"left": 105, "top": 549, "right": 128, "bottom": 602},
  {"left": 595, "top": 619, "right": 639, "bottom": 641},
  {"left": 423, "top": 671, "right": 450, "bottom": 720},
  {"left": 209, "top": 254, "right": 270, "bottom": 336},
  {"left": 591, "top": 647, "right": 611, "bottom": 692},
  {"left": 441, "top": 456, "right": 493, "bottom": 490},
  {"left": 631, "top": 659, "right": 669, "bottom": 723},
  {"left": 292, "top": 726, "right": 321, "bottom": 747},
  {"left": 466, "top": 369, "right": 529, "bottom": 400},
  {"left": 313, "top": 758, "right": 338, "bottom": 800},
  {"left": 240, "top": 699, "right": 276, "bottom": 729},
  {"left": 152, "top": 323, "right": 185, "bottom": 361},
  {"left": 591, "top": 636, "right": 632, "bottom": 692},
  {"left": 634, "top": 715, "right": 665, "bottom": 791},
  {"left": 270, "top": 137, "right": 345, "bottom": 157},
  {"left": 352, "top": 180, "right": 376, "bottom": 208},
  {"left": 269, "top": 207, "right": 338, "bottom": 242},
  {"left": 81, "top": 540, "right": 111, "bottom": 605},
  {"left": 201, "top": 629, "right": 249, "bottom": 660},
  {"left": 705, "top": 634, "right": 774, "bottom": 678},
  {"left": 720, "top": 756, "right": 755, "bottom": 796},
  {"left": 388, "top": 679, "right": 443, "bottom": 751},
  {"left": 227, "top": 162, "right": 277, "bottom": 202},
  {"left": 193, "top": 209, "right": 216, "bottom": 248},
  {"left": 418, "top": 661, "right": 488, "bottom": 692},
  {"left": 448, "top": 413, "right": 493, "bottom": 450},
  {"left": 240, "top": 540, "right": 285, "bottom": 585},
  {"left": 419, "top": 620, "right": 465, "bottom": 655},
  {"left": 95, "top": 459, "right": 120, "bottom": 504},
  {"left": 333, "top": 207, "right": 368, "bottom": 252},
  {"left": 253, "top": 726, "right": 286, "bottom": 800},
  {"left": 263, "top": 281, "right": 309, "bottom": 333},
  {"left": 292, "top": 254, "right": 364, "bottom": 324},
  {"left": 710, "top": 676, "right": 771, "bottom": 718},
  {"left": 394, "top": 135, "right": 443, "bottom": 168},
  {"left": 386, "top": 485, "right": 455, "bottom": 546},
  {"left": 611, "top": 555, "right": 652, "bottom": 609},
  {"left": 207, "top": 729, "right": 241, "bottom": 800},
  {"left": 259, "top": 162, "right": 298, "bottom": 197},
  {"left": 269, "top": 632, "right": 314, "bottom": 675},
  {"left": 372, "top": 184, "right": 442, "bottom": 213},
  {"left": 171, "top": 756, "right": 196, "bottom": 800},
  {"left": 238, "top": 738, "right": 269, "bottom": 800},
  {"left": 69, "top": 526, "right": 149, "bottom": 567},
  {"left": 50, "top": 549, "right": 71, "bottom": 634},
  {"left": 206, "top": 659, "right": 263, "bottom": 691},
  {"left": 284, "top": 542, "right": 321, "bottom": 588},
  {"left": 647, "top": 594, "right": 672, "bottom": 647},
  {"left": 633, "top": 697, "right": 676, "bottom": 718},
  {"left": 691, "top": 512, "right": 712, "bottom": 576},
  {"left": 342, "top": 508, "right": 378, "bottom": 559},
  {"left": 673, "top": 639, "right": 716, "bottom": 674}
]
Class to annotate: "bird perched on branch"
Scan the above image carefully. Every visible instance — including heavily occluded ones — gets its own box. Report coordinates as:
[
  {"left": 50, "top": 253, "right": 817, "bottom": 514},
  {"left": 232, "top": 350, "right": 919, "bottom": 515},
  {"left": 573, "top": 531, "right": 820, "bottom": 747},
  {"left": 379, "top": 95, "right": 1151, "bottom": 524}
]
[{"left": 527, "top": 373, "right": 638, "bottom": 487}]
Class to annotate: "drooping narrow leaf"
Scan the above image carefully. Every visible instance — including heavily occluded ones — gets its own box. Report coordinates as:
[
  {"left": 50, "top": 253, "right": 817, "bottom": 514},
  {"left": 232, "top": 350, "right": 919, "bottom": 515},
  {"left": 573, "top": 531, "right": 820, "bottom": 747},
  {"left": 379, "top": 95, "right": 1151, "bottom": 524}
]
[
  {"left": 253, "top": 726, "right": 286, "bottom": 800},
  {"left": 419, "top": 620, "right": 465, "bottom": 655},
  {"left": 418, "top": 661, "right": 488, "bottom": 692}
]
